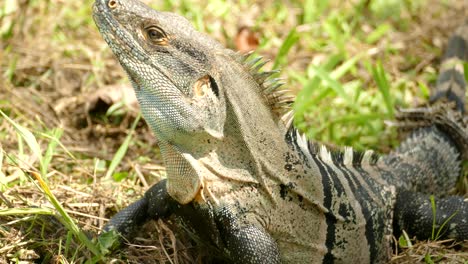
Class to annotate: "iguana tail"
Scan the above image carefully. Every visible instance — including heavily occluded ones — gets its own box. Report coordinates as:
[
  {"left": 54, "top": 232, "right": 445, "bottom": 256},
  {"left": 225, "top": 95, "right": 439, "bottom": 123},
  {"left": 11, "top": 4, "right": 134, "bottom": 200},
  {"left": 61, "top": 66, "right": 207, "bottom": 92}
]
[
  {"left": 383, "top": 22, "right": 468, "bottom": 192},
  {"left": 381, "top": 22, "right": 468, "bottom": 241},
  {"left": 430, "top": 22, "right": 467, "bottom": 113},
  {"left": 393, "top": 22, "right": 468, "bottom": 161}
]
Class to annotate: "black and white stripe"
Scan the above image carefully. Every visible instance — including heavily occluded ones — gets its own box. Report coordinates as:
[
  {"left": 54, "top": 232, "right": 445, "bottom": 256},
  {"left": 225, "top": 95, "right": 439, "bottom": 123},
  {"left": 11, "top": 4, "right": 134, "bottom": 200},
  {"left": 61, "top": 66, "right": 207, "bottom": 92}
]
[{"left": 287, "top": 128, "right": 395, "bottom": 263}]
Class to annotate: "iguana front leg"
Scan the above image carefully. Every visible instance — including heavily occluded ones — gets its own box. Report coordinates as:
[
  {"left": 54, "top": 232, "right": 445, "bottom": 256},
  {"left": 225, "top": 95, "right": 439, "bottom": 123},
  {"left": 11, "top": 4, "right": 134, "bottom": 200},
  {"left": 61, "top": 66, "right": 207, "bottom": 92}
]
[
  {"left": 102, "top": 180, "right": 176, "bottom": 237},
  {"left": 213, "top": 206, "right": 281, "bottom": 263},
  {"left": 103, "top": 179, "right": 280, "bottom": 263}
]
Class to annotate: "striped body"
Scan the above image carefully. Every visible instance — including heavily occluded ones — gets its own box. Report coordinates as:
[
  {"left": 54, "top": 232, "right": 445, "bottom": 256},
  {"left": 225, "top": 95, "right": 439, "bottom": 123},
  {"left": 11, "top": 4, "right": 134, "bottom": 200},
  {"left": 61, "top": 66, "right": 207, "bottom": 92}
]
[
  {"left": 210, "top": 126, "right": 459, "bottom": 263},
  {"left": 258, "top": 131, "right": 395, "bottom": 263}
]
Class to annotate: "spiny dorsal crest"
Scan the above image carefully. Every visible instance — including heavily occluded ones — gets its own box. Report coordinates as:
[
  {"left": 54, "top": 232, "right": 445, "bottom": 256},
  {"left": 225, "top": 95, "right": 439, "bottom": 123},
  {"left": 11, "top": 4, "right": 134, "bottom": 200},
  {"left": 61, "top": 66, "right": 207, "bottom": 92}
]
[
  {"left": 309, "top": 141, "right": 379, "bottom": 167},
  {"left": 289, "top": 128, "right": 380, "bottom": 168},
  {"left": 239, "top": 52, "right": 295, "bottom": 126},
  {"left": 238, "top": 53, "right": 381, "bottom": 168}
]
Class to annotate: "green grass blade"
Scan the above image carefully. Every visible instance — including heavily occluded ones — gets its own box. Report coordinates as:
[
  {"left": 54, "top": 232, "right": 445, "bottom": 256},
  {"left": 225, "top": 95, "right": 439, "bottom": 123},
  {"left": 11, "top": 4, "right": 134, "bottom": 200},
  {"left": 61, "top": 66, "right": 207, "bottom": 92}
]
[
  {"left": 330, "top": 53, "right": 363, "bottom": 79},
  {"left": 307, "top": 64, "right": 356, "bottom": 110},
  {"left": 398, "top": 230, "right": 413, "bottom": 248},
  {"left": 0, "top": 207, "right": 54, "bottom": 215},
  {"left": 418, "top": 81, "right": 430, "bottom": 98},
  {"left": 29, "top": 170, "right": 102, "bottom": 256},
  {"left": 41, "top": 128, "right": 63, "bottom": 178},
  {"left": 273, "top": 28, "right": 299, "bottom": 69},
  {"left": 370, "top": 61, "right": 394, "bottom": 117},
  {"left": 366, "top": 23, "right": 391, "bottom": 44},
  {"left": 0, "top": 145, "right": 5, "bottom": 190},
  {"left": 303, "top": 0, "right": 329, "bottom": 24},
  {"left": 105, "top": 113, "right": 141, "bottom": 181},
  {"left": 40, "top": 130, "right": 77, "bottom": 161},
  {"left": 430, "top": 195, "right": 436, "bottom": 240},
  {"left": 424, "top": 253, "right": 435, "bottom": 264},
  {"left": 0, "top": 110, "right": 43, "bottom": 164},
  {"left": 435, "top": 210, "right": 458, "bottom": 241}
]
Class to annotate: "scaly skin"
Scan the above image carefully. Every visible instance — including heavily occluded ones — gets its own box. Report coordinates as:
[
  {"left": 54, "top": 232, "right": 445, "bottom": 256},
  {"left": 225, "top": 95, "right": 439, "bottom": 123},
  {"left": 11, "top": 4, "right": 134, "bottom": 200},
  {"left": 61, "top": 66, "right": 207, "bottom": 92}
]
[{"left": 93, "top": 0, "right": 468, "bottom": 263}]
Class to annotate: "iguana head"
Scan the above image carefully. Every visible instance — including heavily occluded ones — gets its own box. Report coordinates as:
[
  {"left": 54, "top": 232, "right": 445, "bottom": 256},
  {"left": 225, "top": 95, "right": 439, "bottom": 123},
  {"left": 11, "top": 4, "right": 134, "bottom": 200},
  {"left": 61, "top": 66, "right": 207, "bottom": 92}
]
[
  {"left": 93, "top": 0, "right": 291, "bottom": 204},
  {"left": 93, "top": 0, "right": 226, "bottom": 143}
]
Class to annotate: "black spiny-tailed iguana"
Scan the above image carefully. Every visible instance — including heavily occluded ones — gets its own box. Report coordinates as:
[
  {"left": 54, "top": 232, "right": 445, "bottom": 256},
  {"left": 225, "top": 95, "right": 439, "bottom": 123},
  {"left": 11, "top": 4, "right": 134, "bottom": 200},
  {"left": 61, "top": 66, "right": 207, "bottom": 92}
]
[{"left": 92, "top": 0, "right": 468, "bottom": 263}]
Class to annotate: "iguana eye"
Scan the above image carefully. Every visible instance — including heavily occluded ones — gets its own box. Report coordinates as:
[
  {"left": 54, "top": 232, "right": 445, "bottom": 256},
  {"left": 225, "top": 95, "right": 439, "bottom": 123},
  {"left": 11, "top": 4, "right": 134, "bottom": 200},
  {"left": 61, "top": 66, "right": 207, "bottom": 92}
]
[{"left": 145, "top": 26, "right": 168, "bottom": 45}]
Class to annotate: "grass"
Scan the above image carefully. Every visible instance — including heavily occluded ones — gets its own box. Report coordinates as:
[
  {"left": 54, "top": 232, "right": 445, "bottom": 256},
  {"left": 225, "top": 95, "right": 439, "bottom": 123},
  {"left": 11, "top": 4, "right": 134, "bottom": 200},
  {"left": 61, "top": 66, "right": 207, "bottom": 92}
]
[{"left": 0, "top": 0, "right": 467, "bottom": 263}]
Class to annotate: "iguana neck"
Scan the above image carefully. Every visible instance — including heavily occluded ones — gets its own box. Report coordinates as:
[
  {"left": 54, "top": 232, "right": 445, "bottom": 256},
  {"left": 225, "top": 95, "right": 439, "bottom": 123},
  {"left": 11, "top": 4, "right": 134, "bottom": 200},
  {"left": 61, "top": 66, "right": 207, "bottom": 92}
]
[
  {"left": 168, "top": 53, "right": 295, "bottom": 204},
  {"left": 219, "top": 52, "right": 290, "bottom": 148}
]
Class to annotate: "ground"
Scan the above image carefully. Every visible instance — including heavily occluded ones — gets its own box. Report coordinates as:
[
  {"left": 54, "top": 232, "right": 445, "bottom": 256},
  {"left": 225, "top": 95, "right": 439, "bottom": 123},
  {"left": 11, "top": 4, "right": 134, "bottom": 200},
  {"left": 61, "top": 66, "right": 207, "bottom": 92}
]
[{"left": 0, "top": 0, "right": 467, "bottom": 263}]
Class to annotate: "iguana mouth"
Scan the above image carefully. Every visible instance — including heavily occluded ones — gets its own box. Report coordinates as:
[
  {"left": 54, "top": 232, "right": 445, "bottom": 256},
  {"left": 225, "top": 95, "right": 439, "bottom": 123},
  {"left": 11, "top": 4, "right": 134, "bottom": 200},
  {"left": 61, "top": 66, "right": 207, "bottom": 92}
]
[
  {"left": 124, "top": 69, "right": 140, "bottom": 90},
  {"left": 93, "top": 0, "right": 179, "bottom": 91},
  {"left": 92, "top": 1, "right": 144, "bottom": 62}
]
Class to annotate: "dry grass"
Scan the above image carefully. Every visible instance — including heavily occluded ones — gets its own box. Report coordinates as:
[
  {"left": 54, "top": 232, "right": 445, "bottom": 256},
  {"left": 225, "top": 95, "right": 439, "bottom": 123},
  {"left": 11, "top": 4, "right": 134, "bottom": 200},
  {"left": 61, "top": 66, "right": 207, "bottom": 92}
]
[
  {"left": 390, "top": 239, "right": 468, "bottom": 264},
  {"left": 0, "top": 0, "right": 467, "bottom": 263}
]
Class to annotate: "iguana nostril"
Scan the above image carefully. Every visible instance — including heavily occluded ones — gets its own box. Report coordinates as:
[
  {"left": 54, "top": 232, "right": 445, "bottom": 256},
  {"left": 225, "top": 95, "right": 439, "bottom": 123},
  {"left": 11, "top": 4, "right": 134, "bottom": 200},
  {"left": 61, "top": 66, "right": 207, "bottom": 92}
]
[{"left": 108, "top": 0, "right": 117, "bottom": 9}]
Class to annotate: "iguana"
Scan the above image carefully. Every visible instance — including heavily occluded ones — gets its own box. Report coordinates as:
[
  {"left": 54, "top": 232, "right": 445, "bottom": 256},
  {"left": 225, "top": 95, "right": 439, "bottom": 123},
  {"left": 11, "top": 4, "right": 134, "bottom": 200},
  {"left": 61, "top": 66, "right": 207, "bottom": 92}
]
[{"left": 92, "top": 0, "right": 468, "bottom": 262}]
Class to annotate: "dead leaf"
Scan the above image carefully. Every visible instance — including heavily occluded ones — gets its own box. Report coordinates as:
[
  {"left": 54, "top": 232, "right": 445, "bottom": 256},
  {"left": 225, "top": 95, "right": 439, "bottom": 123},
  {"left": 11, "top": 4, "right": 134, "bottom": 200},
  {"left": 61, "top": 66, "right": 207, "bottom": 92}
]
[{"left": 235, "top": 26, "right": 260, "bottom": 53}]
